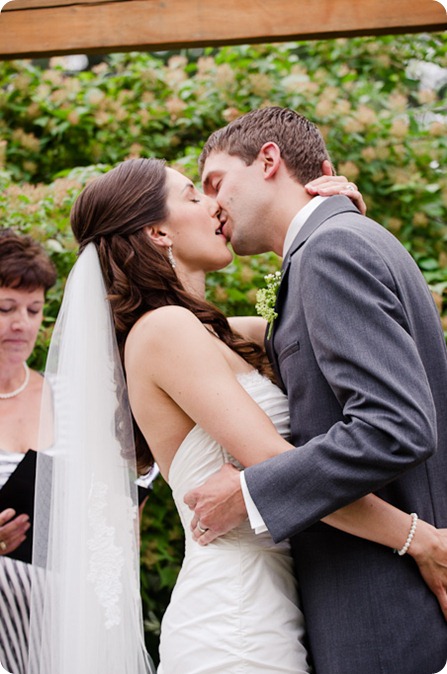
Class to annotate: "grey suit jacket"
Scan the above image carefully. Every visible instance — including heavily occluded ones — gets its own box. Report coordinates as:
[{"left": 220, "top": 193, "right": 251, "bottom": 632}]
[{"left": 245, "top": 196, "right": 447, "bottom": 674}]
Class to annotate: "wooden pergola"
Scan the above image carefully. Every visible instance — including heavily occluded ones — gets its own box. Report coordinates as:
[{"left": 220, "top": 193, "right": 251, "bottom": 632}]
[{"left": 0, "top": 0, "right": 446, "bottom": 61}]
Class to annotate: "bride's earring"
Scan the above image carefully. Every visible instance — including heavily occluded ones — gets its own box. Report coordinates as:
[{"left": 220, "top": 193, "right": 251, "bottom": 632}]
[{"left": 168, "top": 246, "right": 176, "bottom": 270}]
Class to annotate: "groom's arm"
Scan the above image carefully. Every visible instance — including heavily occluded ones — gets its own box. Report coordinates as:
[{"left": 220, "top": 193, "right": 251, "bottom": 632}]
[
  {"left": 186, "top": 221, "right": 439, "bottom": 541},
  {"left": 245, "top": 223, "right": 439, "bottom": 540},
  {"left": 185, "top": 459, "right": 447, "bottom": 619}
]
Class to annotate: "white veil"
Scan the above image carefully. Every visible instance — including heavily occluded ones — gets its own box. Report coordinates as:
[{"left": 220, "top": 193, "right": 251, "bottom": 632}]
[{"left": 28, "top": 243, "right": 156, "bottom": 674}]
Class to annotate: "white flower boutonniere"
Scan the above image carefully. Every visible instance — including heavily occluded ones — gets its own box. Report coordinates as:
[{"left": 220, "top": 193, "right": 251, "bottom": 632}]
[{"left": 255, "top": 271, "right": 282, "bottom": 339}]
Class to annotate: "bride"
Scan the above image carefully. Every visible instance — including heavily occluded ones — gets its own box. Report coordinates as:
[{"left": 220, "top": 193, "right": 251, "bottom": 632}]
[{"left": 32, "top": 158, "right": 447, "bottom": 673}]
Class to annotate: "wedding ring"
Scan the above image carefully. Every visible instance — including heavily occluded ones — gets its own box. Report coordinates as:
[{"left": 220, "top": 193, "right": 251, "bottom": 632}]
[
  {"left": 0, "top": 541, "right": 7, "bottom": 552},
  {"left": 197, "top": 522, "right": 208, "bottom": 534},
  {"left": 345, "top": 184, "right": 356, "bottom": 191}
]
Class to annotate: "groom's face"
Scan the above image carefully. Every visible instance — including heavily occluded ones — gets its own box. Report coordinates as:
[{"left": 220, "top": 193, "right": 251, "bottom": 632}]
[{"left": 201, "top": 151, "right": 272, "bottom": 256}]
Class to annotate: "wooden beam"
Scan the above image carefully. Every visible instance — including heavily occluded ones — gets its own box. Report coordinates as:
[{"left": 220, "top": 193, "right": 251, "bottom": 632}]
[
  {"left": 0, "top": 0, "right": 446, "bottom": 60},
  {"left": 2, "top": 0, "right": 105, "bottom": 8}
]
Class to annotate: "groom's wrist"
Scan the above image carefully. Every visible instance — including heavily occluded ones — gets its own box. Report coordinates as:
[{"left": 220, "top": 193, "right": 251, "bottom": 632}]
[{"left": 240, "top": 471, "right": 268, "bottom": 534}]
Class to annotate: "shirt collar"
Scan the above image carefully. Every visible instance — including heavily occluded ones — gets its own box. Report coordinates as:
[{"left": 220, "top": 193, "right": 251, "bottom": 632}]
[{"left": 282, "top": 196, "right": 328, "bottom": 258}]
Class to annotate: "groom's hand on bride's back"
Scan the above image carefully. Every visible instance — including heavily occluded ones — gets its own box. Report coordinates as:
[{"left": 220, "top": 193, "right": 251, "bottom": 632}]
[{"left": 184, "top": 463, "right": 247, "bottom": 545}]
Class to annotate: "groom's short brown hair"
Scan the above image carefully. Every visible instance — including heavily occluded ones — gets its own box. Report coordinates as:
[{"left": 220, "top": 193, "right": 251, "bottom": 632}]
[{"left": 199, "top": 106, "right": 332, "bottom": 186}]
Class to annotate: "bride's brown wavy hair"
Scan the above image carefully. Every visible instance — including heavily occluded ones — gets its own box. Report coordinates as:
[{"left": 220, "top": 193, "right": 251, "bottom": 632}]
[{"left": 70, "top": 158, "right": 271, "bottom": 471}]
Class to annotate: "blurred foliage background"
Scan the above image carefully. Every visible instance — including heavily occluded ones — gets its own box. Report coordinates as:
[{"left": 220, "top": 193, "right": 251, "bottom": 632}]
[{"left": 0, "top": 32, "right": 446, "bottom": 663}]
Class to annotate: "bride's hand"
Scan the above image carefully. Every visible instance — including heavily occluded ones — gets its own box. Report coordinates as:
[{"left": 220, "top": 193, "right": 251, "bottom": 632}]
[
  {"left": 305, "top": 175, "right": 367, "bottom": 216},
  {"left": 408, "top": 520, "right": 447, "bottom": 620}
]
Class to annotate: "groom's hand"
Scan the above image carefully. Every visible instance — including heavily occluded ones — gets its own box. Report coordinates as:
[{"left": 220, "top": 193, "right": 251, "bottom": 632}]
[{"left": 184, "top": 463, "right": 247, "bottom": 545}]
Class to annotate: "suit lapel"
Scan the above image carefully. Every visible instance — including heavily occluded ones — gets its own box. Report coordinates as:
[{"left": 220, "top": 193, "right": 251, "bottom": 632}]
[{"left": 265, "top": 196, "right": 360, "bottom": 371}]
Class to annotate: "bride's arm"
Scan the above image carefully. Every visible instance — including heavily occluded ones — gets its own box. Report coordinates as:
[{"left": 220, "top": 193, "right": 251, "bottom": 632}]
[
  {"left": 321, "top": 495, "right": 447, "bottom": 617},
  {"left": 125, "top": 306, "right": 293, "bottom": 468},
  {"left": 228, "top": 316, "right": 267, "bottom": 346}
]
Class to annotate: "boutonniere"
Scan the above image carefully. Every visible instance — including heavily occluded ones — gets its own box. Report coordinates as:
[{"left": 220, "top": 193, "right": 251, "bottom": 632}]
[{"left": 255, "top": 271, "right": 282, "bottom": 339}]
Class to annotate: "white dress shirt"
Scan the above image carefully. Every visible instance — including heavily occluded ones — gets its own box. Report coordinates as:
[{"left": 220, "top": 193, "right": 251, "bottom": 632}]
[{"left": 241, "top": 196, "right": 328, "bottom": 533}]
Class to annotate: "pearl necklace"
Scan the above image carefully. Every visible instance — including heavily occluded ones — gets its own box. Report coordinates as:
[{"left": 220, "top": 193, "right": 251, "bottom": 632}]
[{"left": 0, "top": 362, "right": 30, "bottom": 400}]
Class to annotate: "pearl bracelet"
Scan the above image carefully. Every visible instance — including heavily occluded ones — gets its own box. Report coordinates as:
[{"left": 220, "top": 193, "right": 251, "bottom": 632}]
[{"left": 395, "top": 512, "right": 418, "bottom": 556}]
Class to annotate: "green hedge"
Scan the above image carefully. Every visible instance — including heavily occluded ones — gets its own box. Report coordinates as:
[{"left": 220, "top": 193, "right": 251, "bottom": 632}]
[{"left": 1, "top": 33, "right": 446, "bottom": 663}]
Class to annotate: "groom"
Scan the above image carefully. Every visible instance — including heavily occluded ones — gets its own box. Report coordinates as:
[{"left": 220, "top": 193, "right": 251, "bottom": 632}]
[{"left": 184, "top": 107, "right": 447, "bottom": 673}]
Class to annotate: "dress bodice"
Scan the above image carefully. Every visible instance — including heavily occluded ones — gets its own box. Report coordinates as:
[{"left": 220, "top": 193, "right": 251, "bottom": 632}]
[
  {"left": 168, "top": 369, "right": 291, "bottom": 552},
  {"left": 158, "top": 369, "right": 310, "bottom": 673}
]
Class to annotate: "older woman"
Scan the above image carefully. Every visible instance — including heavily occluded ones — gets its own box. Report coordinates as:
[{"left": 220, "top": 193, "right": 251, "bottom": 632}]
[{"left": 0, "top": 229, "right": 56, "bottom": 674}]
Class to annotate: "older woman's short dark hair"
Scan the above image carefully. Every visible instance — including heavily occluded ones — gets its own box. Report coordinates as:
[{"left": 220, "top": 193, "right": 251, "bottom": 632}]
[{"left": 0, "top": 229, "right": 57, "bottom": 291}]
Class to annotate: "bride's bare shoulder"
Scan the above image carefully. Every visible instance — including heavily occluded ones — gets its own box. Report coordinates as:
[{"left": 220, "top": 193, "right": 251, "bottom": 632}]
[{"left": 126, "top": 305, "right": 207, "bottom": 351}]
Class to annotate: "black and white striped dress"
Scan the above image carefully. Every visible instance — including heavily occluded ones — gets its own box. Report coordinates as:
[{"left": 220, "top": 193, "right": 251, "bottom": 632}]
[{"left": 0, "top": 450, "right": 36, "bottom": 674}]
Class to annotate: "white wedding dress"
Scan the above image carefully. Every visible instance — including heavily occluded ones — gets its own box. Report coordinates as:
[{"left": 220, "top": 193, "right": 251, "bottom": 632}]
[{"left": 158, "top": 370, "right": 310, "bottom": 674}]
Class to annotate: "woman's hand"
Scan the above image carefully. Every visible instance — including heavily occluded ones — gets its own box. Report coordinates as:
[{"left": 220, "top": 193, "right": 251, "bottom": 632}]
[
  {"left": 305, "top": 175, "right": 367, "bottom": 216},
  {"left": 0, "top": 508, "right": 30, "bottom": 556},
  {"left": 408, "top": 521, "right": 447, "bottom": 620}
]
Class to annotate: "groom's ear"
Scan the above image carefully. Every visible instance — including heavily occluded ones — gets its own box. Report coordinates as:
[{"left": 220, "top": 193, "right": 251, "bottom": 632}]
[
  {"left": 321, "top": 159, "right": 334, "bottom": 176},
  {"left": 258, "top": 142, "right": 281, "bottom": 179},
  {"left": 145, "top": 225, "right": 172, "bottom": 248}
]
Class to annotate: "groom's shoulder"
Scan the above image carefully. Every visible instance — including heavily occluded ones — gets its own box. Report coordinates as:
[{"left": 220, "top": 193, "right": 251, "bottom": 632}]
[
  {"left": 298, "top": 210, "right": 403, "bottom": 267},
  {"left": 313, "top": 198, "right": 392, "bottom": 244},
  {"left": 312, "top": 196, "right": 384, "bottom": 231}
]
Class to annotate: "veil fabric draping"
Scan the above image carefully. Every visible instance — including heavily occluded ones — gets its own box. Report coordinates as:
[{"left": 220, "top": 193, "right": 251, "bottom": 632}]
[{"left": 28, "top": 244, "right": 155, "bottom": 674}]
